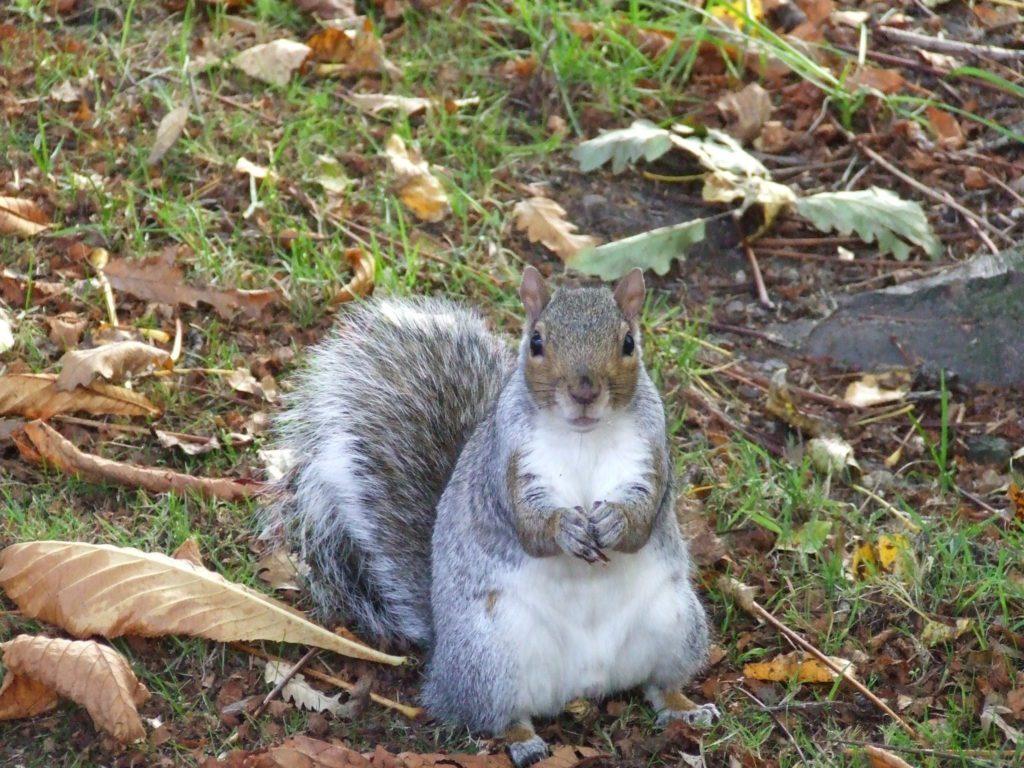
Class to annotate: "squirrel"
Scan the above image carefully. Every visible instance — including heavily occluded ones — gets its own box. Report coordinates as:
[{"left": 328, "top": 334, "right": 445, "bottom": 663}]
[{"left": 264, "top": 267, "right": 718, "bottom": 767}]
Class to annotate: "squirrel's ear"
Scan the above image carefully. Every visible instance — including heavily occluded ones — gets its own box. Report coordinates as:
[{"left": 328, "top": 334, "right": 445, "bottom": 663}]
[
  {"left": 519, "top": 266, "right": 550, "bottom": 323},
  {"left": 613, "top": 268, "right": 645, "bottom": 321}
]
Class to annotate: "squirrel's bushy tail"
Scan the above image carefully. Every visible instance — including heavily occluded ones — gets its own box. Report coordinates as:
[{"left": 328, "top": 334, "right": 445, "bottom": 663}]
[{"left": 262, "top": 297, "right": 514, "bottom": 646}]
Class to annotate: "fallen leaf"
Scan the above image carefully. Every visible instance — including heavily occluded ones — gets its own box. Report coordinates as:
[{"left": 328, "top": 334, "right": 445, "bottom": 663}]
[
  {"left": 851, "top": 534, "right": 916, "bottom": 581},
  {"left": 765, "top": 367, "right": 830, "bottom": 436},
  {"left": 147, "top": 105, "right": 189, "bottom": 165},
  {"left": 311, "top": 20, "right": 401, "bottom": 78},
  {"left": 264, "top": 661, "right": 351, "bottom": 715},
  {"left": 794, "top": 187, "right": 942, "bottom": 261},
  {"left": 235, "top": 39, "right": 311, "bottom": 87},
  {"left": 973, "top": 3, "right": 1021, "bottom": 30},
  {"left": 46, "top": 312, "right": 87, "bottom": 349},
  {"left": 1009, "top": 482, "right": 1023, "bottom": 521},
  {"left": 916, "top": 49, "right": 961, "bottom": 71},
  {"left": 513, "top": 197, "right": 599, "bottom": 263},
  {"left": 226, "top": 368, "right": 279, "bottom": 403},
  {"left": 171, "top": 537, "right": 204, "bottom": 567},
  {"left": 57, "top": 341, "right": 173, "bottom": 390},
  {"left": 105, "top": 248, "right": 277, "bottom": 319},
  {"left": 345, "top": 92, "right": 433, "bottom": 117},
  {"left": 384, "top": 135, "right": 450, "bottom": 222},
  {"left": 0, "top": 540, "right": 405, "bottom": 665},
  {"left": 573, "top": 119, "right": 675, "bottom": 174},
  {"left": 0, "top": 635, "right": 148, "bottom": 742},
  {"left": 925, "top": 106, "right": 965, "bottom": 150},
  {"left": 0, "top": 668, "right": 60, "bottom": 720},
  {"left": 570, "top": 218, "right": 705, "bottom": 280},
  {"left": 807, "top": 435, "right": 860, "bottom": 474},
  {"left": 235, "top": 156, "right": 277, "bottom": 181},
  {"left": 257, "top": 548, "right": 305, "bottom": 591},
  {"left": 715, "top": 83, "right": 773, "bottom": 144},
  {"left": 334, "top": 247, "right": 375, "bottom": 304},
  {"left": 847, "top": 67, "right": 905, "bottom": 95},
  {"left": 981, "top": 693, "right": 1023, "bottom": 744},
  {"left": 14, "top": 420, "right": 258, "bottom": 501},
  {"left": 0, "top": 374, "right": 160, "bottom": 419},
  {"left": 775, "top": 519, "right": 832, "bottom": 554},
  {"left": 863, "top": 745, "right": 915, "bottom": 768},
  {"left": 0, "top": 197, "right": 50, "bottom": 238},
  {"left": 843, "top": 375, "right": 907, "bottom": 407},
  {"left": 920, "top": 617, "right": 972, "bottom": 647},
  {"left": 294, "top": 0, "right": 357, "bottom": 18},
  {"left": 155, "top": 429, "right": 222, "bottom": 456},
  {"left": 744, "top": 651, "right": 856, "bottom": 683}
]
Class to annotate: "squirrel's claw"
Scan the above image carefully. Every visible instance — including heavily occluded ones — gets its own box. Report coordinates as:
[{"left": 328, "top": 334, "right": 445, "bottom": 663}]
[
  {"left": 507, "top": 735, "right": 549, "bottom": 768},
  {"left": 589, "top": 501, "right": 626, "bottom": 550},
  {"left": 557, "top": 508, "right": 607, "bottom": 563}
]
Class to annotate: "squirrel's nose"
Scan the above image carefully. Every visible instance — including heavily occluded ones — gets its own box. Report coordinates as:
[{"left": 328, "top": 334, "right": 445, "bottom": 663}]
[{"left": 569, "top": 375, "right": 598, "bottom": 406}]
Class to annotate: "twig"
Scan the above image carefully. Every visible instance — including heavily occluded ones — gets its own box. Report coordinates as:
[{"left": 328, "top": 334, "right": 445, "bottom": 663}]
[
  {"left": 850, "top": 483, "right": 922, "bottom": 533},
  {"left": 836, "top": 739, "right": 1017, "bottom": 766},
  {"left": 852, "top": 138, "right": 1011, "bottom": 245},
  {"left": 682, "top": 385, "right": 784, "bottom": 457},
  {"left": 718, "top": 576, "right": 919, "bottom": 740},
  {"left": 955, "top": 484, "right": 1004, "bottom": 516},
  {"left": 252, "top": 647, "right": 318, "bottom": 719},
  {"left": 743, "top": 244, "right": 774, "bottom": 309},
  {"left": 232, "top": 643, "right": 422, "bottom": 719},
  {"left": 736, "top": 686, "right": 809, "bottom": 765},
  {"left": 874, "top": 25, "right": 1024, "bottom": 63}
]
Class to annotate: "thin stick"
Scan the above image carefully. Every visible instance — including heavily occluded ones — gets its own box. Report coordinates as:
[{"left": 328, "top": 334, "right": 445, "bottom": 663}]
[
  {"left": 853, "top": 138, "right": 1010, "bottom": 245},
  {"left": 252, "top": 647, "right": 318, "bottom": 719},
  {"left": 744, "top": 244, "right": 774, "bottom": 309},
  {"left": 875, "top": 25, "right": 1024, "bottom": 62},
  {"left": 718, "top": 576, "right": 919, "bottom": 740},
  {"left": 233, "top": 643, "right": 422, "bottom": 719},
  {"left": 736, "top": 686, "right": 809, "bottom": 766},
  {"left": 837, "top": 739, "right": 1017, "bottom": 765},
  {"left": 850, "top": 483, "right": 922, "bottom": 533}
]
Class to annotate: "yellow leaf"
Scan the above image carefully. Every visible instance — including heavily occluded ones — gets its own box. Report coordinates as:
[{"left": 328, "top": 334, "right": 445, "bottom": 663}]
[
  {"left": 744, "top": 650, "right": 856, "bottom": 684},
  {"left": 384, "top": 135, "right": 450, "bottom": 222},
  {"left": 0, "top": 635, "right": 149, "bottom": 742},
  {"left": 0, "top": 540, "right": 404, "bottom": 665},
  {"left": 710, "top": 0, "right": 764, "bottom": 27},
  {"left": 513, "top": 197, "right": 599, "bottom": 262}
]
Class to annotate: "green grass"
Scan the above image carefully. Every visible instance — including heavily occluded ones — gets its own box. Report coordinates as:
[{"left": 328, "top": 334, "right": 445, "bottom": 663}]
[{"left": 2, "top": 1, "right": 1023, "bottom": 766}]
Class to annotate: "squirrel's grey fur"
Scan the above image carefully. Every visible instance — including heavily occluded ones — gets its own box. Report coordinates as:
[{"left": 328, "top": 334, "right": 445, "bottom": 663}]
[{"left": 264, "top": 276, "right": 713, "bottom": 749}]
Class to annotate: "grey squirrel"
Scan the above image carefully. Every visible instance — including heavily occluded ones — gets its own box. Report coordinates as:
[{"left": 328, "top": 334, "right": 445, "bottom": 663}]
[{"left": 264, "top": 267, "right": 718, "bottom": 766}]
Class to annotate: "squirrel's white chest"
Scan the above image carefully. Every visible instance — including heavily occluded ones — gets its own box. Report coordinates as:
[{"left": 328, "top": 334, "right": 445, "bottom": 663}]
[{"left": 519, "top": 415, "right": 650, "bottom": 508}]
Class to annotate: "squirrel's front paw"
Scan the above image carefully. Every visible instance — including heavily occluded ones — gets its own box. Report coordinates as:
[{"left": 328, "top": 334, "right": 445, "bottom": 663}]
[
  {"left": 507, "top": 735, "right": 549, "bottom": 768},
  {"left": 588, "top": 500, "right": 626, "bottom": 549},
  {"left": 555, "top": 507, "right": 607, "bottom": 563},
  {"left": 656, "top": 702, "right": 721, "bottom": 729}
]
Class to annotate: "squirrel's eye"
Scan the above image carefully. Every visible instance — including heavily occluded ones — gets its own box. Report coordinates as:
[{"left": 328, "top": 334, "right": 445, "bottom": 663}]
[
  {"left": 622, "top": 332, "right": 635, "bottom": 356},
  {"left": 530, "top": 331, "right": 544, "bottom": 357}
]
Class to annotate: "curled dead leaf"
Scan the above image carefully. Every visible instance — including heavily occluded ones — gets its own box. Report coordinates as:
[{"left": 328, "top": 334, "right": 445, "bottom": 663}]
[
  {"left": 234, "top": 39, "right": 311, "bottom": 87},
  {"left": 311, "top": 20, "right": 401, "bottom": 78},
  {"left": 0, "top": 667, "right": 60, "bottom": 720},
  {"left": 384, "top": 135, "right": 450, "bottom": 223},
  {"left": 0, "top": 197, "right": 50, "bottom": 238},
  {"left": 715, "top": 83, "right": 772, "bottom": 144},
  {"left": 744, "top": 650, "right": 857, "bottom": 684},
  {"left": 0, "top": 373, "right": 160, "bottom": 419},
  {"left": 14, "top": 420, "right": 258, "bottom": 502},
  {"left": 863, "top": 745, "right": 915, "bottom": 768},
  {"left": 334, "top": 247, "right": 375, "bottom": 304},
  {"left": 57, "top": 341, "right": 173, "bottom": 390},
  {"left": 1, "top": 635, "right": 149, "bottom": 742},
  {"left": 0, "top": 540, "right": 405, "bottom": 665},
  {"left": 513, "top": 197, "right": 598, "bottom": 262},
  {"left": 148, "top": 104, "right": 189, "bottom": 165}
]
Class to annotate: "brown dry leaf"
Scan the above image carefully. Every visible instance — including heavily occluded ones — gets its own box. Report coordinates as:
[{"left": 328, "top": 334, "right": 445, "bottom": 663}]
[
  {"left": 0, "top": 374, "right": 160, "bottom": 419},
  {"left": 148, "top": 104, "right": 189, "bottom": 165},
  {"left": 294, "top": 0, "right": 357, "bottom": 18},
  {"left": 513, "top": 197, "right": 598, "bottom": 262},
  {"left": 496, "top": 55, "right": 538, "bottom": 79},
  {"left": 234, "top": 39, "right": 312, "bottom": 87},
  {"left": 925, "top": 106, "right": 965, "bottom": 150},
  {"left": 155, "top": 429, "right": 222, "bottom": 456},
  {"left": 257, "top": 549, "right": 304, "bottom": 592},
  {"left": 843, "top": 375, "right": 907, "bottom": 408},
  {"left": 0, "top": 540, "right": 406, "bottom": 665},
  {"left": 973, "top": 3, "right": 1021, "bottom": 29},
  {"left": 715, "top": 82, "right": 772, "bottom": 144},
  {"left": 311, "top": 20, "right": 401, "bottom": 78},
  {"left": 384, "top": 135, "right": 451, "bottom": 223},
  {"left": 226, "top": 368, "right": 279, "bottom": 403},
  {"left": 0, "top": 668, "right": 60, "bottom": 720},
  {"left": 171, "top": 537, "right": 204, "bottom": 566},
  {"left": 863, "top": 746, "right": 914, "bottom": 768},
  {"left": 57, "top": 341, "right": 173, "bottom": 391},
  {"left": 46, "top": 312, "right": 88, "bottom": 349},
  {"left": 0, "top": 197, "right": 50, "bottom": 238},
  {"left": 14, "top": 420, "right": 258, "bottom": 501},
  {"left": 744, "top": 650, "right": 857, "bottom": 683},
  {"left": 345, "top": 92, "right": 434, "bottom": 117},
  {"left": 1008, "top": 482, "right": 1023, "bottom": 521},
  {"left": 334, "top": 247, "right": 375, "bottom": 304},
  {"left": 105, "top": 248, "right": 277, "bottom": 319},
  {"left": 0, "top": 635, "right": 149, "bottom": 742},
  {"left": 847, "top": 67, "right": 905, "bottom": 94}
]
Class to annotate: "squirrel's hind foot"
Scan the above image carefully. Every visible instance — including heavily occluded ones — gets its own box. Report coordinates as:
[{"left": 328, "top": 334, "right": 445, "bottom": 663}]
[
  {"left": 505, "top": 721, "right": 549, "bottom": 768},
  {"left": 655, "top": 702, "right": 720, "bottom": 728}
]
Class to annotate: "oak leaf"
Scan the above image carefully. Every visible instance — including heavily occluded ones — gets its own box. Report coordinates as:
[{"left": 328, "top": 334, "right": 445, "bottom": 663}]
[
  {"left": 57, "top": 341, "right": 173, "bottom": 390},
  {"left": 384, "top": 135, "right": 450, "bottom": 223},
  {"left": 0, "top": 373, "right": 160, "bottom": 419},
  {"left": 14, "top": 420, "right": 258, "bottom": 501},
  {"left": 0, "top": 635, "right": 149, "bottom": 742},
  {"left": 0, "top": 197, "right": 50, "bottom": 237},
  {"left": 513, "top": 197, "right": 598, "bottom": 262},
  {"left": 104, "top": 248, "right": 277, "bottom": 319},
  {"left": 0, "top": 539, "right": 405, "bottom": 665}
]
